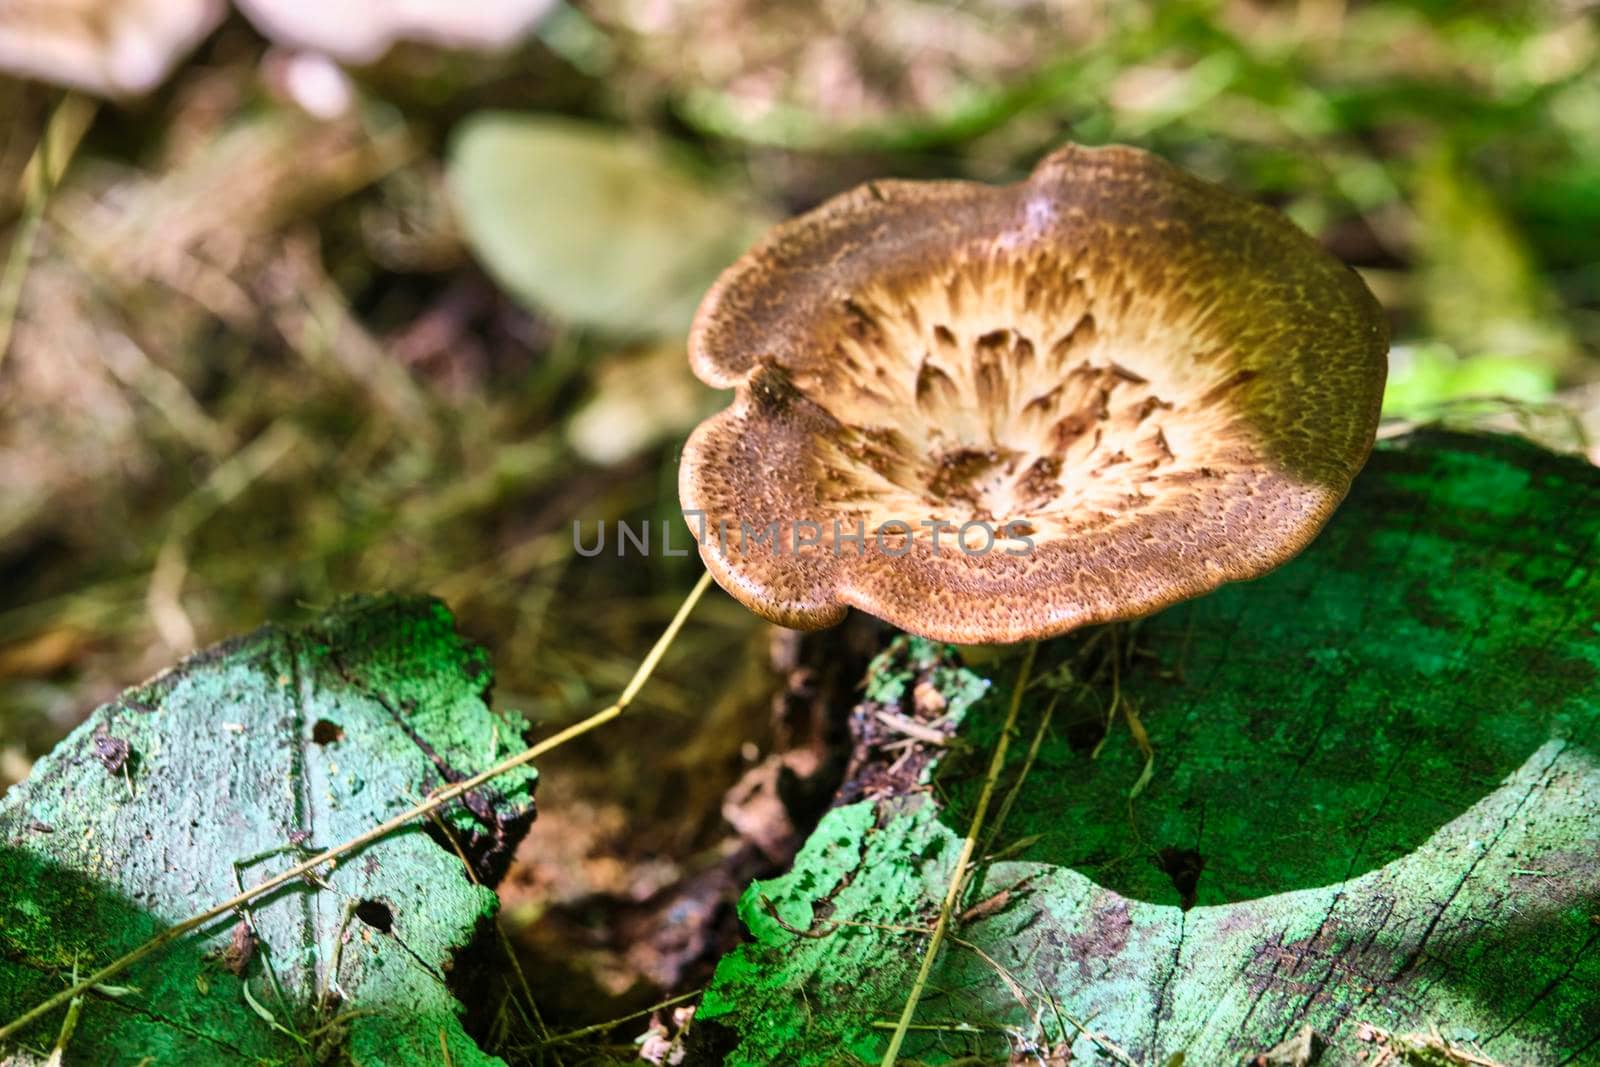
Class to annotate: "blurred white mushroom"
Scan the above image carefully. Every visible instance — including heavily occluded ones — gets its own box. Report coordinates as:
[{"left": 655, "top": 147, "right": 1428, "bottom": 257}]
[
  {"left": 234, "top": 0, "right": 557, "bottom": 64},
  {"left": 0, "top": 0, "right": 224, "bottom": 96},
  {"left": 262, "top": 48, "right": 355, "bottom": 119}
]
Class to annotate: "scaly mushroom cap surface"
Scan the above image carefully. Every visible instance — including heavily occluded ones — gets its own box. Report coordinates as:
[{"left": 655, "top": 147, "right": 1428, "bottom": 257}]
[{"left": 679, "top": 144, "right": 1388, "bottom": 644}]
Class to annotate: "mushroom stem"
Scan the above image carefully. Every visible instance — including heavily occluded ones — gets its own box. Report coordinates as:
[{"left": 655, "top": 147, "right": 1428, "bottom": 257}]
[{"left": 881, "top": 640, "right": 1039, "bottom": 1066}]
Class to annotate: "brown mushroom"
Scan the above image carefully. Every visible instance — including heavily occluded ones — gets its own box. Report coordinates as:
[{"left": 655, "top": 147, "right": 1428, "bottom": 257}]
[{"left": 679, "top": 143, "right": 1388, "bottom": 644}]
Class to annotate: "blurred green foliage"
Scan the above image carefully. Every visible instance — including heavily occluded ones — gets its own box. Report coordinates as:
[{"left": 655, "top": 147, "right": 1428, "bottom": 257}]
[{"left": 563, "top": 0, "right": 1600, "bottom": 411}]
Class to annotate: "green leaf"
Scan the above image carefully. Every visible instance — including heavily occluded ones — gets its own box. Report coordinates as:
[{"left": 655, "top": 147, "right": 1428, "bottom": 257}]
[
  {"left": 448, "top": 113, "right": 771, "bottom": 338},
  {"left": 1383, "top": 341, "right": 1558, "bottom": 416},
  {"left": 0, "top": 596, "right": 537, "bottom": 1065},
  {"left": 702, "top": 432, "right": 1600, "bottom": 1066}
]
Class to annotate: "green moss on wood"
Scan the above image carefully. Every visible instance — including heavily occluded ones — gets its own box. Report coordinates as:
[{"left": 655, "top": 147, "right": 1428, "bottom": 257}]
[
  {"left": 0, "top": 596, "right": 536, "bottom": 1065},
  {"left": 703, "top": 432, "right": 1600, "bottom": 1066}
]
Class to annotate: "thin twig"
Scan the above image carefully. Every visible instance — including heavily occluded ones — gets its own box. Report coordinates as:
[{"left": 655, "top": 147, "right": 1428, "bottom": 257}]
[
  {"left": 870, "top": 1020, "right": 1011, "bottom": 1034},
  {"left": 981, "top": 690, "right": 1061, "bottom": 861},
  {"left": 1123, "top": 696, "right": 1154, "bottom": 800},
  {"left": 1089, "top": 627, "right": 1120, "bottom": 760},
  {"left": 880, "top": 641, "right": 1038, "bottom": 1066},
  {"left": 946, "top": 936, "right": 1038, "bottom": 1037},
  {"left": 320, "top": 898, "right": 360, "bottom": 1014},
  {"left": 43, "top": 958, "right": 84, "bottom": 1067},
  {"left": 0, "top": 570, "right": 715, "bottom": 1044},
  {"left": 147, "top": 421, "right": 302, "bottom": 650},
  {"left": 875, "top": 709, "right": 952, "bottom": 746},
  {"left": 1046, "top": 998, "right": 1139, "bottom": 1067},
  {"left": 231, "top": 845, "right": 304, "bottom": 1031},
  {"left": 764, "top": 895, "right": 1053, "bottom": 1056},
  {"left": 0, "top": 170, "right": 44, "bottom": 374},
  {"left": 538, "top": 989, "right": 703, "bottom": 1048}
]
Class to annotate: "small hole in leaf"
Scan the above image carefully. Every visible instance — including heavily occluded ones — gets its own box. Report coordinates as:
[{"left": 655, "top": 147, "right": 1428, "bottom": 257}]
[
  {"left": 355, "top": 900, "right": 393, "bottom": 933},
  {"left": 312, "top": 719, "right": 345, "bottom": 745}
]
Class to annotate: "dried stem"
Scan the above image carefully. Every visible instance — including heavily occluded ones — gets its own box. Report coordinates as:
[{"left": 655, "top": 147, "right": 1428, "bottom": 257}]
[{"left": 538, "top": 989, "right": 703, "bottom": 1048}]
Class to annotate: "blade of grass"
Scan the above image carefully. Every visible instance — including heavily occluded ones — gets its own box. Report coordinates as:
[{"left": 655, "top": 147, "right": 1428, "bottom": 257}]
[{"left": 0, "top": 94, "right": 96, "bottom": 374}]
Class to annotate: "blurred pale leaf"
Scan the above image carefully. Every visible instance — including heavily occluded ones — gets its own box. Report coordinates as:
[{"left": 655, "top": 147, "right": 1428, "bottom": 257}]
[
  {"left": 448, "top": 113, "right": 771, "bottom": 337},
  {"left": 567, "top": 341, "right": 715, "bottom": 466}
]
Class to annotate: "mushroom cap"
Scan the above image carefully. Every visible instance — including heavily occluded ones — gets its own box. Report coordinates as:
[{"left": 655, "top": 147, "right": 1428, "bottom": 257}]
[
  {"left": 679, "top": 144, "right": 1388, "bottom": 645},
  {"left": 0, "top": 0, "right": 223, "bottom": 97}
]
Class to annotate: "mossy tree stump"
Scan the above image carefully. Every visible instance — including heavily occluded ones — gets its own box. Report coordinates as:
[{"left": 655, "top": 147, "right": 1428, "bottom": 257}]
[{"left": 702, "top": 432, "right": 1600, "bottom": 1066}]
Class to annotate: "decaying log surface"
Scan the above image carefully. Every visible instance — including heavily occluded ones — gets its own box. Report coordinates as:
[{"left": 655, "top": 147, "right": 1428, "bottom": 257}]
[
  {"left": 0, "top": 597, "right": 537, "bottom": 1065},
  {"left": 702, "top": 431, "right": 1600, "bottom": 1066}
]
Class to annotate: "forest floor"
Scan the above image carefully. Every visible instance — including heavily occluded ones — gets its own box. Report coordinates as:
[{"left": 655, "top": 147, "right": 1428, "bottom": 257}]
[{"left": 2, "top": 0, "right": 1598, "bottom": 1053}]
